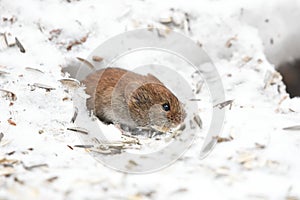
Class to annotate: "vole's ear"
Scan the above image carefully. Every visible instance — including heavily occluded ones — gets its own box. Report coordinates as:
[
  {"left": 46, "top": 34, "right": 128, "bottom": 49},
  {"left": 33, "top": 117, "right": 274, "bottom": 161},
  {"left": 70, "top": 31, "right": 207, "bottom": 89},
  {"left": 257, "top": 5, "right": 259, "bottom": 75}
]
[{"left": 146, "top": 73, "right": 163, "bottom": 84}]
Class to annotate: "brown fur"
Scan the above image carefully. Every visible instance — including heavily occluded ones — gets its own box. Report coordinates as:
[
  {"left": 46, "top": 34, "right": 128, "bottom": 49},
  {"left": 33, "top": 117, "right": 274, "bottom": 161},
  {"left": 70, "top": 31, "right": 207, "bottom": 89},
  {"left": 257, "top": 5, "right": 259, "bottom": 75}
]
[{"left": 82, "top": 68, "right": 185, "bottom": 132}]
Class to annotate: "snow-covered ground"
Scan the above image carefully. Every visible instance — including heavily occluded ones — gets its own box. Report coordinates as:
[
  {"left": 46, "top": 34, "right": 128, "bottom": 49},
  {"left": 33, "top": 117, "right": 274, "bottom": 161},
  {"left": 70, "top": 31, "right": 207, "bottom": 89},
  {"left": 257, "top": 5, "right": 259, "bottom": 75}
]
[{"left": 1, "top": 0, "right": 300, "bottom": 199}]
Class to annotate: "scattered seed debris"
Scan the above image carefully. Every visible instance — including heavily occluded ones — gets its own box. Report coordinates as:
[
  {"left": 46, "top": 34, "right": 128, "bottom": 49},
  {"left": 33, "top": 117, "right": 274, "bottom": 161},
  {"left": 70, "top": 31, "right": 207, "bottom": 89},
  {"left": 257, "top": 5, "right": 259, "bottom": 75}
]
[
  {"left": 126, "top": 159, "right": 139, "bottom": 170},
  {"left": 3, "top": 32, "right": 15, "bottom": 47},
  {"left": 67, "top": 145, "right": 73, "bottom": 150},
  {"left": 62, "top": 97, "right": 69, "bottom": 101},
  {"left": 67, "top": 127, "right": 89, "bottom": 135},
  {"left": 264, "top": 70, "right": 281, "bottom": 89},
  {"left": 159, "top": 16, "right": 172, "bottom": 24},
  {"left": 193, "top": 114, "right": 203, "bottom": 129},
  {"left": 194, "top": 81, "right": 204, "bottom": 94},
  {"left": 243, "top": 56, "right": 253, "bottom": 63},
  {"left": 92, "top": 55, "right": 103, "bottom": 62},
  {"left": 0, "top": 158, "right": 18, "bottom": 165},
  {"left": 0, "top": 89, "right": 17, "bottom": 101},
  {"left": 257, "top": 58, "right": 263, "bottom": 64},
  {"left": 15, "top": 37, "right": 25, "bottom": 53},
  {"left": 25, "top": 67, "right": 44, "bottom": 74},
  {"left": 189, "top": 98, "right": 201, "bottom": 101},
  {"left": 33, "top": 83, "right": 56, "bottom": 91},
  {"left": 278, "top": 95, "right": 288, "bottom": 105},
  {"left": 89, "top": 147, "right": 115, "bottom": 155},
  {"left": 197, "top": 40, "right": 203, "bottom": 47},
  {"left": 6, "top": 151, "right": 15, "bottom": 156},
  {"left": 214, "top": 100, "right": 234, "bottom": 110},
  {"left": 59, "top": 78, "right": 80, "bottom": 89},
  {"left": 215, "top": 136, "right": 234, "bottom": 143},
  {"left": 70, "top": 107, "right": 78, "bottom": 123},
  {"left": 46, "top": 176, "right": 59, "bottom": 183},
  {"left": 0, "top": 133, "right": 3, "bottom": 143},
  {"left": 255, "top": 143, "right": 266, "bottom": 149},
  {"left": 225, "top": 36, "right": 237, "bottom": 48},
  {"left": 121, "top": 133, "right": 140, "bottom": 144},
  {"left": 74, "top": 144, "right": 94, "bottom": 148},
  {"left": 128, "top": 160, "right": 138, "bottom": 166},
  {"left": 184, "top": 12, "right": 191, "bottom": 33},
  {"left": 76, "top": 57, "right": 96, "bottom": 71},
  {"left": 7, "top": 118, "right": 16, "bottom": 126},
  {"left": 21, "top": 162, "right": 48, "bottom": 170},
  {"left": 283, "top": 125, "right": 300, "bottom": 131},
  {"left": 107, "top": 142, "right": 127, "bottom": 150},
  {"left": 237, "top": 153, "right": 256, "bottom": 164},
  {"left": 1, "top": 32, "right": 8, "bottom": 46},
  {"left": 2, "top": 16, "right": 17, "bottom": 24},
  {"left": 48, "top": 29, "right": 62, "bottom": 41},
  {"left": 66, "top": 34, "right": 88, "bottom": 51},
  {"left": 0, "top": 70, "right": 9, "bottom": 75},
  {"left": 14, "top": 177, "right": 24, "bottom": 184}
]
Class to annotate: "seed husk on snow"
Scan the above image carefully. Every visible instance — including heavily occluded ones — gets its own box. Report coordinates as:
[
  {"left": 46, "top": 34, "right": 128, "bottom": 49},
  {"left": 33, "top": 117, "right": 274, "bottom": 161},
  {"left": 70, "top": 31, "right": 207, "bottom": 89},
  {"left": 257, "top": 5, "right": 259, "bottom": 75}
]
[
  {"left": 46, "top": 176, "right": 59, "bottom": 183},
  {"left": 0, "top": 89, "right": 17, "bottom": 101},
  {"left": 21, "top": 162, "right": 48, "bottom": 170},
  {"left": 67, "top": 127, "right": 89, "bottom": 135},
  {"left": 193, "top": 114, "right": 203, "bottom": 129},
  {"left": 0, "top": 132, "right": 4, "bottom": 143},
  {"left": 2, "top": 32, "right": 15, "bottom": 47},
  {"left": 214, "top": 100, "right": 234, "bottom": 110},
  {"left": 264, "top": 70, "right": 281, "bottom": 89},
  {"left": 0, "top": 70, "right": 9, "bottom": 75},
  {"left": 74, "top": 145, "right": 94, "bottom": 148},
  {"left": 59, "top": 78, "right": 80, "bottom": 89},
  {"left": 92, "top": 55, "right": 103, "bottom": 62},
  {"left": 70, "top": 107, "right": 78, "bottom": 123},
  {"left": 7, "top": 118, "right": 16, "bottom": 126},
  {"left": 215, "top": 136, "right": 234, "bottom": 143},
  {"left": 25, "top": 67, "right": 44, "bottom": 74},
  {"left": 159, "top": 16, "right": 172, "bottom": 24},
  {"left": 237, "top": 153, "right": 256, "bottom": 164},
  {"left": 15, "top": 37, "right": 25, "bottom": 53},
  {"left": 76, "top": 57, "right": 96, "bottom": 71},
  {"left": 225, "top": 36, "right": 237, "bottom": 48},
  {"left": 189, "top": 98, "right": 201, "bottom": 101},
  {"left": 33, "top": 83, "right": 56, "bottom": 91},
  {"left": 283, "top": 125, "right": 300, "bottom": 131},
  {"left": 194, "top": 81, "right": 204, "bottom": 94},
  {"left": 67, "top": 145, "right": 73, "bottom": 150}
]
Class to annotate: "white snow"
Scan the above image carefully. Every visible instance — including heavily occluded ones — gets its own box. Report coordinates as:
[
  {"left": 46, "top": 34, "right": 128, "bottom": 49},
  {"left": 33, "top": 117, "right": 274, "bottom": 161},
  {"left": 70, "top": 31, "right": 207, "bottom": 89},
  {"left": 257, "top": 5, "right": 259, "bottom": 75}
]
[{"left": 1, "top": 0, "right": 300, "bottom": 199}]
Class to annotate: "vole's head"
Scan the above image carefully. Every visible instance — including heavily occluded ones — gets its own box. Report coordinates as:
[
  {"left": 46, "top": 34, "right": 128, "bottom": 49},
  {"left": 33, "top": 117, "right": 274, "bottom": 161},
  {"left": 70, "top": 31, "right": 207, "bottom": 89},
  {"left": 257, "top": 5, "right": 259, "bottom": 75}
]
[{"left": 128, "top": 82, "right": 186, "bottom": 132}]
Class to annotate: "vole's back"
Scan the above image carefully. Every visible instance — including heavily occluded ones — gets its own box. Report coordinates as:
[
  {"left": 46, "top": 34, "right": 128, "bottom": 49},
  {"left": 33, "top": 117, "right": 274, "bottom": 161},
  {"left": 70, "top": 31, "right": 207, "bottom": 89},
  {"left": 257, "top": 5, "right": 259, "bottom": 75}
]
[{"left": 82, "top": 68, "right": 162, "bottom": 126}]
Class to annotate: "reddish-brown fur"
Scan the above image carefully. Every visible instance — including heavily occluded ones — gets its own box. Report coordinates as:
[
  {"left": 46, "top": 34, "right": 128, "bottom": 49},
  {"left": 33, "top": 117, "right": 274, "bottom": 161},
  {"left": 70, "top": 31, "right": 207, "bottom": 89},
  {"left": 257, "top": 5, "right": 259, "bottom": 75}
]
[{"left": 82, "top": 68, "right": 185, "bottom": 132}]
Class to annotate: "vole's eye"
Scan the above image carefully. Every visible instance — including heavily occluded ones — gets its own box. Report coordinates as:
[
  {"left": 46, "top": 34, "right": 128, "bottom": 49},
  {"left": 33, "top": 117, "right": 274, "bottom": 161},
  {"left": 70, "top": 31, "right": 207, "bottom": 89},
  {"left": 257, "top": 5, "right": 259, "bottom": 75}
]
[{"left": 162, "top": 103, "right": 170, "bottom": 111}]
